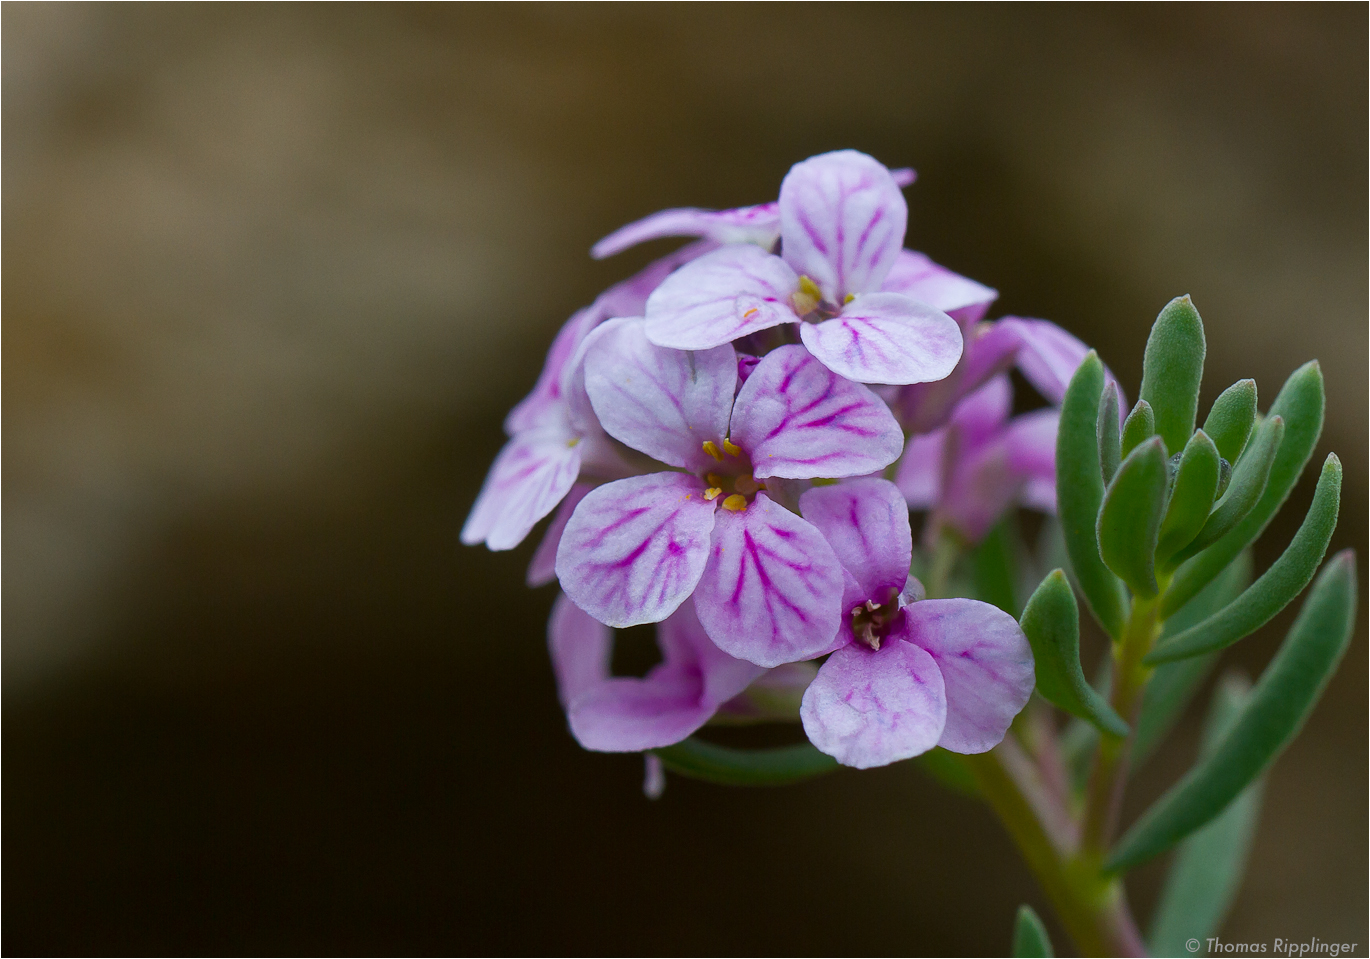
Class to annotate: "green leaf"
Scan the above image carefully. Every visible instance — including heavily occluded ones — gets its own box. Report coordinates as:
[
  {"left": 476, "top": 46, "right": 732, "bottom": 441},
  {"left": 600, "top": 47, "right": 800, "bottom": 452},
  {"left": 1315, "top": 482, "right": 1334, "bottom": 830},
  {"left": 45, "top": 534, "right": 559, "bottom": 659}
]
[
  {"left": 1057, "top": 351, "right": 1129, "bottom": 638},
  {"left": 1161, "top": 361, "right": 1325, "bottom": 618},
  {"left": 914, "top": 747, "right": 980, "bottom": 798},
  {"left": 1106, "top": 550, "right": 1357, "bottom": 872},
  {"left": 651, "top": 737, "right": 838, "bottom": 786},
  {"left": 1097, "top": 437, "right": 1169, "bottom": 597},
  {"left": 1203, "top": 378, "right": 1258, "bottom": 463},
  {"left": 1147, "top": 455, "right": 1342, "bottom": 664},
  {"left": 1139, "top": 295, "right": 1207, "bottom": 455},
  {"left": 1148, "top": 672, "right": 1264, "bottom": 958},
  {"left": 1012, "top": 904, "right": 1055, "bottom": 957},
  {"left": 973, "top": 517, "right": 1022, "bottom": 615},
  {"left": 1020, "top": 570, "right": 1129, "bottom": 735},
  {"left": 1156, "top": 430, "right": 1221, "bottom": 564},
  {"left": 1170, "top": 415, "right": 1284, "bottom": 564},
  {"left": 1133, "top": 551, "right": 1253, "bottom": 771},
  {"left": 1120, "top": 399, "right": 1156, "bottom": 459},
  {"left": 1098, "top": 381, "right": 1122, "bottom": 484}
]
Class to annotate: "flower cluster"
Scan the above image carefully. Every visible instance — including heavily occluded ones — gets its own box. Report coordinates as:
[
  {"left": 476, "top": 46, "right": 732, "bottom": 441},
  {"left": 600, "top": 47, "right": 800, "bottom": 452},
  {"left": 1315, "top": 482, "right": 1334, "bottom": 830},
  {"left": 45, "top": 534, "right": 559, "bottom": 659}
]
[{"left": 464, "top": 150, "right": 1107, "bottom": 770}]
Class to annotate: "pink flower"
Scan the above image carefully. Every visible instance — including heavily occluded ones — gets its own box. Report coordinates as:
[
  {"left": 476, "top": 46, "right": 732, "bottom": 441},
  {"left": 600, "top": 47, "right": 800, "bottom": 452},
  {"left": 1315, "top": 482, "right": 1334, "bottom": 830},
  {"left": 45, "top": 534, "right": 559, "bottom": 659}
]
[
  {"left": 797, "top": 479, "right": 1035, "bottom": 768},
  {"left": 555, "top": 320, "right": 903, "bottom": 667},
  {"left": 641, "top": 151, "right": 969, "bottom": 385}
]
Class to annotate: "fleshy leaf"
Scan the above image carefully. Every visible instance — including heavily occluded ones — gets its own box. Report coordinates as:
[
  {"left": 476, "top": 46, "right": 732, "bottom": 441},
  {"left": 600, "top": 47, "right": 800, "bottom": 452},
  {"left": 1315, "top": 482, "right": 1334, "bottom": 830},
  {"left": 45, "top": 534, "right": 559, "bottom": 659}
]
[
  {"left": 1012, "top": 904, "right": 1055, "bottom": 958},
  {"left": 798, "top": 293, "right": 963, "bottom": 386},
  {"left": 651, "top": 736, "right": 839, "bottom": 786},
  {"left": 1155, "top": 430, "right": 1221, "bottom": 564},
  {"left": 1119, "top": 400, "right": 1155, "bottom": 459},
  {"left": 1139, "top": 295, "right": 1206, "bottom": 455},
  {"left": 1170, "top": 415, "right": 1283, "bottom": 564},
  {"left": 1132, "top": 551, "right": 1253, "bottom": 770},
  {"left": 555, "top": 472, "right": 717, "bottom": 628},
  {"left": 1107, "top": 550, "right": 1357, "bottom": 873},
  {"left": 1097, "top": 381, "right": 1121, "bottom": 485},
  {"left": 1203, "top": 378, "right": 1258, "bottom": 463},
  {"left": 1019, "top": 570, "right": 1128, "bottom": 736},
  {"left": 693, "top": 493, "right": 844, "bottom": 667},
  {"left": 1097, "top": 437, "right": 1169, "bottom": 598},
  {"left": 1147, "top": 673, "right": 1263, "bottom": 957},
  {"left": 1056, "top": 352, "right": 1128, "bottom": 638},
  {"left": 731, "top": 344, "right": 904, "bottom": 478},
  {"left": 1161, "top": 361, "right": 1324, "bottom": 617},
  {"left": 643, "top": 244, "right": 799, "bottom": 351},
  {"left": 1147, "top": 455, "right": 1342, "bottom": 664}
]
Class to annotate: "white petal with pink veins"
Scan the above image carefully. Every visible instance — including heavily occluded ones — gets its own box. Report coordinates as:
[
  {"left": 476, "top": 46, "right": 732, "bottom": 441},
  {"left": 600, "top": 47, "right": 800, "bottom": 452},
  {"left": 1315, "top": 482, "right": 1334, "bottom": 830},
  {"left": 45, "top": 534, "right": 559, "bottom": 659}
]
[
  {"left": 555, "top": 473, "right": 717, "bottom": 628},
  {"left": 692, "top": 493, "right": 843, "bottom": 668},
  {"left": 881, "top": 250, "right": 998, "bottom": 327},
  {"left": 800, "top": 292, "right": 963, "bottom": 386},
  {"left": 644, "top": 244, "right": 800, "bottom": 351},
  {"left": 591, "top": 204, "right": 780, "bottom": 259},
  {"left": 798, "top": 479, "right": 912, "bottom": 602},
  {"left": 461, "top": 424, "right": 582, "bottom": 551}
]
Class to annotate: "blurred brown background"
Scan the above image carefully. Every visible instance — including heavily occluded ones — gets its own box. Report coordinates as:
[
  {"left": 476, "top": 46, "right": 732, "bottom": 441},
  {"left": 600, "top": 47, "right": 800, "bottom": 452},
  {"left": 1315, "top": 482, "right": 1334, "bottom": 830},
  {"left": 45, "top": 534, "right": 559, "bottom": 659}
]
[{"left": 4, "top": 4, "right": 1365, "bottom": 955}]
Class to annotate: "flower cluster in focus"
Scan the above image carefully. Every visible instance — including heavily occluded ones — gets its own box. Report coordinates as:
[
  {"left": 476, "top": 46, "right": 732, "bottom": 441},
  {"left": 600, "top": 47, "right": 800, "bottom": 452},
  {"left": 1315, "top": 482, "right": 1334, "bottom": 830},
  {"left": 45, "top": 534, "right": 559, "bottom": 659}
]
[{"left": 464, "top": 150, "right": 1112, "bottom": 771}]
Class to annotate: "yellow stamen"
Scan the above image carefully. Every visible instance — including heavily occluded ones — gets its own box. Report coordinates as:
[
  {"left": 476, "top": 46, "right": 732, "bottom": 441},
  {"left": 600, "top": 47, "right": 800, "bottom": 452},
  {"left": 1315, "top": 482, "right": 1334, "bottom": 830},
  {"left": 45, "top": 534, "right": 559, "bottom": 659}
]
[
  {"left": 844, "top": 293, "right": 856, "bottom": 304},
  {"left": 721, "top": 494, "right": 748, "bottom": 512},
  {"left": 566, "top": 436, "right": 580, "bottom": 448},
  {"left": 734, "top": 474, "right": 762, "bottom": 496},
  {"left": 791, "top": 274, "right": 823, "bottom": 315},
  {"left": 799, "top": 275, "right": 823, "bottom": 300},
  {"left": 702, "top": 440, "right": 723, "bottom": 461},
  {"left": 723, "top": 437, "right": 742, "bottom": 456},
  {"left": 742, "top": 307, "right": 759, "bottom": 319},
  {"left": 706, "top": 473, "right": 723, "bottom": 488},
  {"left": 703, "top": 487, "right": 723, "bottom": 501}
]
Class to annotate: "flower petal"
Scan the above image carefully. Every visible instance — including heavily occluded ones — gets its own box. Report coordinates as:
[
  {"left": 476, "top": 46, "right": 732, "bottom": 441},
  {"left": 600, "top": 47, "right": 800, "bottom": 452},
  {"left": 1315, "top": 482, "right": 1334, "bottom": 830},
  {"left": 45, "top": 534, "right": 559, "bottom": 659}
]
[
  {"left": 880, "top": 250, "right": 999, "bottom": 327},
  {"left": 548, "top": 592, "right": 613, "bottom": 708},
  {"left": 567, "top": 666, "right": 714, "bottom": 752},
  {"left": 895, "top": 428, "right": 946, "bottom": 510},
  {"left": 950, "top": 374, "right": 1013, "bottom": 448},
  {"left": 693, "top": 493, "right": 844, "bottom": 667},
  {"left": 1006, "top": 409, "right": 1060, "bottom": 514},
  {"left": 800, "top": 638, "right": 947, "bottom": 769},
  {"left": 583, "top": 319, "right": 736, "bottom": 471},
  {"left": 798, "top": 478, "right": 911, "bottom": 601},
  {"left": 730, "top": 344, "right": 904, "bottom": 479},
  {"left": 555, "top": 473, "right": 717, "bottom": 627},
  {"left": 996, "top": 317, "right": 1125, "bottom": 409},
  {"left": 592, "top": 204, "right": 779, "bottom": 259},
  {"left": 461, "top": 424, "right": 581, "bottom": 551},
  {"left": 644, "top": 244, "right": 800, "bottom": 351},
  {"left": 504, "top": 306, "right": 602, "bottom": 435},
  {"left": 904, "top": 599, "right": 1035, "bottom": 754},
  {"left": 896, "top": 318, "right": 1023, "bottom": 433},
  {"left": 779, "top": 150, "right": 906, "bottom": 300},
  {"left": 527, "top": 482, "right": 593, "bottom": 587},
  {"left": 800, "top": 293, "right": 963, "bottom": 385},
  {"left": 657, "top": 598, "right": 766, "bottom": 709},
  {"left": 594, "top": 238, "right": 720, "bottom": 317}
]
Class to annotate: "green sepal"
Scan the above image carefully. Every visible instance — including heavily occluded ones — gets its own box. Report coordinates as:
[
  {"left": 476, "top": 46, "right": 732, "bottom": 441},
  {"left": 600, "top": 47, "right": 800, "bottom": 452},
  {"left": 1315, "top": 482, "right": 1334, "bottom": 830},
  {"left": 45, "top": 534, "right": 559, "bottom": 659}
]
[
  {"left": 1106, "top": 550, "right": 1357, "bottom": 873},
  {"left": 1203, "top": 378, "right": 1258, "bottom": 462},
  {"left": 1147, "top": 672, "right": 1264, "bottom": 958},
  {"left": 1019, "top": 570, "right": 1129, "bottom": 736},
  {"left": 651, "top": 737, "right": 838, "bottom": 786},
  {"left": 1155, "top": 430, "right": 1221, "bottom": 564},
  {"left": 1147, "top": 454, "right": 1342, "bottom": 664},
  {"left": 1097, "top": 381, "right": 1122, "bottom": 484},
  {"left": 1161, "top": 361, "right": 1324, "bottom": 619},
  {"left": 1056, "top": 351, "right": 1128, "bottom": 638},
  {"left": 1132, "top": 552, "right": 1253, "bottom": 771},
  {"left": 1139, "top": 295, "right": 1207, "bottom": 455},
  {"left": 1120, "top": 399, "right": 1156, "bottom": 459},
  {"left": 1170, "top": 414, "right": 1284, "bottom": 564},
  {"left": 1097, "top": 436, "right": 1169, "bottom": 598},
  {"left": 1012, "top": 904, "right": 1055, "bottom": 957},
  {"left": 914, "top": 747, "right": 980, "bottom": 798}
]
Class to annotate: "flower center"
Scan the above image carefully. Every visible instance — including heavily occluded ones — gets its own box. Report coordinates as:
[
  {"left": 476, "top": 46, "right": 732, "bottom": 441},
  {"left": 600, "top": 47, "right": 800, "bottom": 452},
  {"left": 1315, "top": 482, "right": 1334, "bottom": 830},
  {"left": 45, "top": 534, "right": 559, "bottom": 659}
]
[
  {"left": 850, "top": 587, "right": 903, "bottom": 651},
  {"left": 790, "top": 275, "right": 854, "bottom": 323},
  {"left": 700, "top": 439, "right": 765, "bottom": 512}
]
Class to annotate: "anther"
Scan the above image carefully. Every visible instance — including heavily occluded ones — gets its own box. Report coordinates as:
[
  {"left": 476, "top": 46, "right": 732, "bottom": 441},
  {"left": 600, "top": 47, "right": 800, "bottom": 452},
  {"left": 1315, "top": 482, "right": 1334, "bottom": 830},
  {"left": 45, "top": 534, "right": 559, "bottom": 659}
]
[
  {"left": 703, "top": 487, "right": 722, "bottom": 501},
  {"left": 723, "top": 438, "right": 742, "bottom": 457},
  {"left": 702, "top": 440, "right": 723, "bottom": 462},
  {"left": 721, "top": 494, "right": 748, "bottom": 512}
]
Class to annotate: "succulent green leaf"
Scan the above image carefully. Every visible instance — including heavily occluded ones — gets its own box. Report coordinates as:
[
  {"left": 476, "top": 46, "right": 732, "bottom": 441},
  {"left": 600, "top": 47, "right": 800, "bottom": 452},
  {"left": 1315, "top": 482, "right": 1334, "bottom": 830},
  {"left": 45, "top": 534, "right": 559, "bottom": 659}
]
[
  {"left": 1107, "top": 550, "right": 1357, "bottom": 873},
  {"left": 1098, "top": 381, "right": 1122, "bottom": 484},
  {"left": 1057, "top": 351, "right": 1128, "bottom": 638},
  {"left": 1133, "top": 552, "right": 1253, "bottom": 770},
  {"left": 1120, "top": 400, "right": 1156, "bottom": 459},
  {"left": 1156, "top": 430, "right": 1222, "bottom": 564},
  {"left": 1020, "top": 570, "right": 1129, "bottom": 735},
  {"left": 1171, "top": 415, "right": 1284, "bottom": 563},
  {"left": 651, "top": 737, "right": 838, "bottom": 786},
  {"left": 1161, "top": 361, "right": 1325, "bottom": 618},
  {"left": 1012, "top": 904, "right": 1055, "bottom": 957},
  {"left": 1203, "top": 378, "right": 1258, "bottom": 462},
  {"left": 1097, "top": 437, "right": 1169, "bottom": 597},
  {"left": 1139, "top": 295, "right": 1207, "bottom": 455},
  {"left": 1148, "top": 672, "right": 1264, "bottom": 958},
  {"left": 1147, "top": 455, "right": 1342, "bottom": 664}
]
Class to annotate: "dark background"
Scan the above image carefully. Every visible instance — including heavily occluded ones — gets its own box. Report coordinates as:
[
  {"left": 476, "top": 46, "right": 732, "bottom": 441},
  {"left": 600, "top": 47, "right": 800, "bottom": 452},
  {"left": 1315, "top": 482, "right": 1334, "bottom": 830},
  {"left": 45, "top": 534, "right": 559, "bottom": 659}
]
[{"left": 4, "top": 4, "right": 1365, "bottom": 955}]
